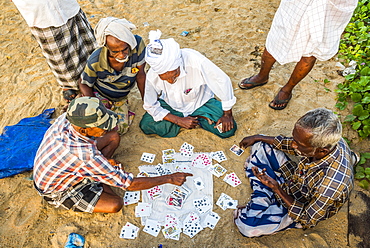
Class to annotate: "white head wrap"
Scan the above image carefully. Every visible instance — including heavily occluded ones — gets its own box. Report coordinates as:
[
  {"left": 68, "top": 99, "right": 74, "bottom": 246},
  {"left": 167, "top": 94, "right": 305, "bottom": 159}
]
[
  {"left": 94, "top": 17, "right": 137, "bottom": 49},
  {"left": 145, "top": 30, "right": 182, "bottom": 75}
]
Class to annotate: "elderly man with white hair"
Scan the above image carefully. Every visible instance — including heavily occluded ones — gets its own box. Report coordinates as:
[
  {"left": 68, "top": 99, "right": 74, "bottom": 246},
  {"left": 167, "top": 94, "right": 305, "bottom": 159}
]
[
  {"left": 234, "top": 108, "right": 358, "bottom": 237},
  {"left": 140, "top": 30, "right": 237, "bottom": 138},
  {"left": 79, "top": 17, "right": 146, "bottom": 135}
]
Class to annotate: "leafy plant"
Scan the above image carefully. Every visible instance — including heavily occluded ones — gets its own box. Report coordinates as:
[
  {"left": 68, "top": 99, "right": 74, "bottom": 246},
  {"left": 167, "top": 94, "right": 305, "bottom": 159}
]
[
  {"left": 336, "top": 0, "right": 370, "bottom": 190},
  {"left": 336, "top": 0, "right": 370, "bottom": 138}
]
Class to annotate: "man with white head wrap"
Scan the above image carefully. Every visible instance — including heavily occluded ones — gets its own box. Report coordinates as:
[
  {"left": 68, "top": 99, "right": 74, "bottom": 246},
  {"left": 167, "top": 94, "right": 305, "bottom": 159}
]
[
  {"left": 140, "top": 30, "right": 237, "bottom": 138},
  {"left": 80, "top": 17, "right": 147, "bottom": 135}
]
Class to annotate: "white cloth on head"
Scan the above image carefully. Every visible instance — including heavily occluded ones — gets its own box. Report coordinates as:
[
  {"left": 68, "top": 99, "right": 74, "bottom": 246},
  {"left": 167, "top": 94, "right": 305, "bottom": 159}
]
[
  {"left": 143, "top": 49, "right": 236, "bottom": 121},
  {"left": 145, "top": 30, "right": 182, "bottom": 75},
  {"left": 94, "top": 17, "right": 137, "bottom": 49},
  {"left": 266, "top": 0, "right": 358, "bottom": 64}
]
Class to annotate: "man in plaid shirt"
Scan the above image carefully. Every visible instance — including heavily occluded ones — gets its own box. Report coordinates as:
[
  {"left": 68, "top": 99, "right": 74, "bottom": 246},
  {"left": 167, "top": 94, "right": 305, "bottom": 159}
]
[
  {"left": 33, "top": 97, "right": 192, "bottom": 213},
  {"left": 234, "top": 108, "right": 357, "bottom": 237}
]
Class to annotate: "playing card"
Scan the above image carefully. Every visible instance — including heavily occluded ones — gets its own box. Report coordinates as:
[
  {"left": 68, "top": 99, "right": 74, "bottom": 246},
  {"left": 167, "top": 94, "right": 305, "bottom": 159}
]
[
  {"left": 193, "top": 196, "right": 212, "bottom": 214},
  {"left": 162, "top": 149, "right": 176, "bottom": 156},
  {"left": 137, "top": 171, "right": 149, "bottom": 177},
  {"left": 224, "top": 199, "right": 238, "bottom": 209},
  {"left": 143, "top": 219, "right": 161, "bottom": 237},
  {"left": 216, "top": 123, "right": 223, "bottom": 133},
  {"left": 141, "top": 152, "right": 156, "bottom": 163},
  {"left": 162, "top": 156, "right": 176, "bottom": 165},
  {"left": 180, "top": 142, "right": 194, "bottom": 157},
  {"left": 135, "top": 202, "right": 152, "bottom": 217},
  {"left": 146, "top": 186, "right": 163, "bottom": 201},
  {"left": 210, "top": 151, "right": 227, "bottom": 163},
  {"left": 120, "top": 222, "right": 139, "bottom": 239},
  {"left": 183, "top": 222, "right": 203, "bottom": 238},
  {"left": 174, "top": 164, "right": 193, "bottom": 173},
  {"left": 155, "top": 164, "right": 172, "bottom": 176},
  {"left": 230, "top": 144, "right": 244, "bottom": 156},
  {"left": 164, "top": 214, "right": 179, "bottom": 227},
  {"left": 123, "top": 191, "right": 140, "bottom": 205},
  {"left": 193, "top": 177, "right": 205, "bottom": 190},
  {"left": 202, "top": 211, "right": 220, "bottom": 229},
  {"left": 208, "top": 163, "right": 227, "bottom": 177},
  {"left": 223, "top": 172, "right": 242, "bottom": 187},
  {"left": 166, "top": 195, "right": 184, "bottom": 208},
  {"left": 162, "top": 225, "right": 181, "bottom": 239},
  {"left": 182, "top": 211, "right": 200, "bottom": 228},
  {"left": 216, "top": 193, "right": 233, "bottom": 210},
  {"left": 191, "top": 153, "right": 212, "bottom": 168}
]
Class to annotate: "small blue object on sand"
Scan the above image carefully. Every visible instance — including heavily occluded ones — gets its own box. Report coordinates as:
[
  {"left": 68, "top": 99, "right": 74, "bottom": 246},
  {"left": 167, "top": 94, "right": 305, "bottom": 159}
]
[{"left": 65, "top": 233, "right": 85, "bottom": 248}]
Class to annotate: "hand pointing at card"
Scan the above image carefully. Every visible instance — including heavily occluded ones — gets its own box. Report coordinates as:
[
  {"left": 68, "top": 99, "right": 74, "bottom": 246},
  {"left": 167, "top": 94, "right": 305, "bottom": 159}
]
[{"left": 126, "top": 172, "right": 193, "bottom": 191}]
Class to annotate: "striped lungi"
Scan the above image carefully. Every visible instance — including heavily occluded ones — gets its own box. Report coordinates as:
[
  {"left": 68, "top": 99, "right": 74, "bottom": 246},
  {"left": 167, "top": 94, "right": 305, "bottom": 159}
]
[
  {"left": 234, "top": 142, "right": 300, "bottom": 237},
  {"left": 30, "top": 9, "right": 97, "bottom": 90}
]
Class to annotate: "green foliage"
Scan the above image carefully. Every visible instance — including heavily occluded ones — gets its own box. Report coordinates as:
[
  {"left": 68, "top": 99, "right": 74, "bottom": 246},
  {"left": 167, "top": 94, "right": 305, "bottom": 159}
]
[
  {"left": 336, "top": 0, "right": 370, "bottom": 190},
  {"left": 336, "top": 0, "right": 370, "bottom": 139}
]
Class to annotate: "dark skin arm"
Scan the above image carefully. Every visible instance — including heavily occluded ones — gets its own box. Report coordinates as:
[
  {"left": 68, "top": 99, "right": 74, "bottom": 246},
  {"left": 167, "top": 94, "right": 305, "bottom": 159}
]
[
  {"left": 126, "top": 172, "right": 193, "bottom": 191},
  {"left": 239, "top": 134, "right": 275, "bottom": 148},
  {"left": 163, "top": 113, "right": 199, "bottom": 129},
  {"left": 79, "top": 80, "right": 95, "bottom": 97},
  {"left": 251, "top": 166, "right": 294, "bottom": 207},
  {"left": 214, "top": 109, "right": 234, "bottom": 132},
  {"left": 136, "top": 63, "right": 146, "bottom": 100}
]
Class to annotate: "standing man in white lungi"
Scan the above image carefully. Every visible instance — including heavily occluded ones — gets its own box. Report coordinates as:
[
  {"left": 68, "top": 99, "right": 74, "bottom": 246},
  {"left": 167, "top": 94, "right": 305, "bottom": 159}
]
[
  {"left": 238, "top": 0, "right": 358, "bottom": 110},
  {"left": 12, "top": 0, "right": 97, "bottom": 102}
]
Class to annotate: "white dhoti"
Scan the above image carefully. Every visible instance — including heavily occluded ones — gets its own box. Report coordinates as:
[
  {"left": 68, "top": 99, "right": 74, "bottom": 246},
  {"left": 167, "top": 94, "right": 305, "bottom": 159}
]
[{"left": 266, "top": 0, "right": 358, "bottom": 64}]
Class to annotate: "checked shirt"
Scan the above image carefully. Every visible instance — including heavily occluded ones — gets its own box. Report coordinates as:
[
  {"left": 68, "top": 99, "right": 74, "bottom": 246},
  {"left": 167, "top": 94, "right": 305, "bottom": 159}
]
[
  {"left": 272, "top": 135, "right": 354, "bottom": 228},
  {"left": 34, "top": 113, "right": 133, "bottom": 194}
]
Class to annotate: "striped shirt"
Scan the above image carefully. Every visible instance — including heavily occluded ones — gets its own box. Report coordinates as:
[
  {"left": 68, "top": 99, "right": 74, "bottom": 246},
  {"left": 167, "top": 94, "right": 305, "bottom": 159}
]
[
  {"left": 81, "top": 35, "right": 146, "bottom": 102},
  {"left": 33, "top": 113, "right": 133, "bottom": 194},
  {"left": 273, "top": 135, "right": 354, "bottom": 228}
]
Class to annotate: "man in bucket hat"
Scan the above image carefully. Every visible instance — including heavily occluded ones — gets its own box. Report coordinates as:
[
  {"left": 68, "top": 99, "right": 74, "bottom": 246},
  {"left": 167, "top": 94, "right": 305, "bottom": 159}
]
[{"left": 33, "top": 97, "right": 192, "bottom": 213}]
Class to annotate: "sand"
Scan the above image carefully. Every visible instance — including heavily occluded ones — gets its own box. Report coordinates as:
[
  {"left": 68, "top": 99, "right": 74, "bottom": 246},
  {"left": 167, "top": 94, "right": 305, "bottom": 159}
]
[{"left": 0, "top": 0, "right": 367, "bottom": 247}]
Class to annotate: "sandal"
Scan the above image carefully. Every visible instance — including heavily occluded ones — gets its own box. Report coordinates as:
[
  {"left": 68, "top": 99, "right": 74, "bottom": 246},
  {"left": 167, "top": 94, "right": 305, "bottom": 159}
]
[
  {"left": 63, "top": 89, "right": 79, "bottom": 102},
  {"left": 238, "top": 76, "right": 268, "bottom": 90},
  {"left": 268, "top": 92, "right": 292, "bottom": 110}
]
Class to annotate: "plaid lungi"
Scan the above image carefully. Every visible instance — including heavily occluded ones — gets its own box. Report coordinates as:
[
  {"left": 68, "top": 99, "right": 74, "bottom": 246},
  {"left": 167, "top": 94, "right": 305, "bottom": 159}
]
[
  {"left": 30, "top": 9, "right": 97, "bottom": 90},
  {"left": 36, "top": 178, "right": 103, "bottom": 213},
  {"left": 234, "top": 142, "right": 300, "bottom": 237}
]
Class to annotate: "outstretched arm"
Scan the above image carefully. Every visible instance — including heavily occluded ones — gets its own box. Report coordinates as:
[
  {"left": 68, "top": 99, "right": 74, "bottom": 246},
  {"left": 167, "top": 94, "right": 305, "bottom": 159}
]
[
  {"left": 126, "top": 172, "right": 193, "bottom": 191},
  {"left": 239, "top": 134, "right": 275, "bottom": 148}
]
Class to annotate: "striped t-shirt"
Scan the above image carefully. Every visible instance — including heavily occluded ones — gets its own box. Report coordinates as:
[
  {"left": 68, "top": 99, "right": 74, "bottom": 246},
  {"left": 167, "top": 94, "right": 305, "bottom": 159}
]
[{"left": 81, "top": 35, "right": 146, "bottom": 102}]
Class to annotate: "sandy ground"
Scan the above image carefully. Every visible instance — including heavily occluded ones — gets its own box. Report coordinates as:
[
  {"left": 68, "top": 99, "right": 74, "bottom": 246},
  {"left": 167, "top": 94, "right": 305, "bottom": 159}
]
[{"left": 0, "top": 0, "right": 368, "bottom": 247}]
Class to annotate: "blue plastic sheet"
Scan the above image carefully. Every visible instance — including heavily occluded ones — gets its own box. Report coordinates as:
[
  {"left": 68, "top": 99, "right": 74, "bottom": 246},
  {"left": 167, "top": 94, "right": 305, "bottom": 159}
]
[{"left": 0, "top": 108, "right": 54, "bottom": 179}]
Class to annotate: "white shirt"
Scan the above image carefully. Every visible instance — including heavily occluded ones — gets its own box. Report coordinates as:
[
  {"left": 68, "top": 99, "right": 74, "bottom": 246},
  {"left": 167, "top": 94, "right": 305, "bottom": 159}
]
[
  {"left": 143, "top": 48, "right": 236, "bottom": 122},
  {"left": 266, "top": 0, "right": 358, "bottom": 64},
  {"left": 13, "top": 0, "right": 80, "bottom": 28}
]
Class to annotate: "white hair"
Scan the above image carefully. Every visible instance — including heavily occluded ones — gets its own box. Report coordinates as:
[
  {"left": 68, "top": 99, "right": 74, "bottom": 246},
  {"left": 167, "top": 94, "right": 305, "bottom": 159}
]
[{"left": 296, "top": 108, "right": 342, "bottom": 150}]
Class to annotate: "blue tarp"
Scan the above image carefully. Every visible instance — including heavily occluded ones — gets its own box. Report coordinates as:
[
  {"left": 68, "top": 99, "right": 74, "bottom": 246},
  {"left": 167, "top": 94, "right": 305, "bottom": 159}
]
[{"left": 0, "top": 108, "right": 54, "bottom": 179}]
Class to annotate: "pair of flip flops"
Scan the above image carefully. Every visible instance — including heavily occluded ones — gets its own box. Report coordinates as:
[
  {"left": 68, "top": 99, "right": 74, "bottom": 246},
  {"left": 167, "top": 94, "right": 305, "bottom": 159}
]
[
  {"left": 238, "top": 77, "right": 268, "bottom": 90},
  {"left": 238, "top": 77, "right": 292, "bottom": 110}
]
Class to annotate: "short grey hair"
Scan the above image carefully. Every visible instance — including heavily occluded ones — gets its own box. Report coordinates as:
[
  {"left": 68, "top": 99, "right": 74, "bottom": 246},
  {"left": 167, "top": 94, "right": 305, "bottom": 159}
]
[{"left": 295, "top": 108, "right": 342, "bottom": 150}]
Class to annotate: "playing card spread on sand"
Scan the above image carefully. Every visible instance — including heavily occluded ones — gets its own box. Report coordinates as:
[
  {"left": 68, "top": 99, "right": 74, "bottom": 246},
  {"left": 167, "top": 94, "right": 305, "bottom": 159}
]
[
  {"left": 141, "top": 152, "right": 156, "bottom": 163},
  {"left": 123, "top": 191, "right": 140, "bottom": 205},
  {"left": 216, "top": 193, "right": 233, "bottom": 210},
  {"left": 143, "top": 219, "right": 161, "bottom": 237},
  {"left": 120, "top": 222, "right": 139, "bottom": 239},
  {"left": 223, "top": 172, "right": 242, "bottom": 187},
  {"left": 146, "top": 185, "right": 163, "bottom": 201},
  {"left": 208, "top": 163, "right": 227, "bottom": 177},
  {"left": 210, "top": 151, "right": 227, "bottom": 163},
  {"left": 180, "top": 142, "right": 194, "bottom": 157},
  {"left": 230, "top": 144, "right": 244, "bottom": 156},
  {"left": 202, "top": 211, "right": 221, "bottom": 229},
  {"left": 193, "top": 196, "right": 212, "bottom": 214},
  {"left": 135, "top": 202, "right": 152, "bottom": 217},
  {"left": 191, "top": 153, "right": 212, "bottom": 168}
]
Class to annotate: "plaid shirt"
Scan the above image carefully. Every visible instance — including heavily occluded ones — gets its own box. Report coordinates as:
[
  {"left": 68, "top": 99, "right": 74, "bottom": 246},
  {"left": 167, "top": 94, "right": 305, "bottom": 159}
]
[
  {"left": 273, "top": 135, "right": 354, "bottom": 229},
  {"left": 33, "top": 113, "right": 133, "bottom": 194}
]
